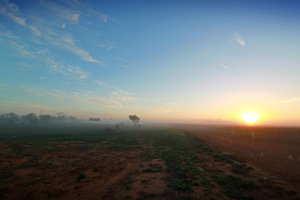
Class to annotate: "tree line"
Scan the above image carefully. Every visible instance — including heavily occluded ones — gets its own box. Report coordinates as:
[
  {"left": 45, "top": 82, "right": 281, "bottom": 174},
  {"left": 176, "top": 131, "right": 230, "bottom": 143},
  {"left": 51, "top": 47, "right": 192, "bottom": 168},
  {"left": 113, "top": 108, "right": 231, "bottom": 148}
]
[{"left": 0, "top": 112, "right": 79, "bottom": 125}]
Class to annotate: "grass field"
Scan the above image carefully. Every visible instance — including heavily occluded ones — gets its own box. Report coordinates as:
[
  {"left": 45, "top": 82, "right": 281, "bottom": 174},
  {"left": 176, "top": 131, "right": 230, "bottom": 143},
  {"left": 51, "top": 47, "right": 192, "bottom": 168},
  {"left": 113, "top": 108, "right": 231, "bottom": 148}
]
[{"left": 0, "top": 124, "right": 299, "bottom": 200}]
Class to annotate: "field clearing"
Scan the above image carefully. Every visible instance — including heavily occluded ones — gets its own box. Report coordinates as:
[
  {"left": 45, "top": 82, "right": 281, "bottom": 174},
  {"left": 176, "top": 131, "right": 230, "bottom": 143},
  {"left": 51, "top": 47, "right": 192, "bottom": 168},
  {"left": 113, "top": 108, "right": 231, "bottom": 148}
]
[
  {"left": 0, "top": 124, "right": 299, "bottom": 200},
  {"left": 185, "top": 125, "right": 300, "bottom": 185}
]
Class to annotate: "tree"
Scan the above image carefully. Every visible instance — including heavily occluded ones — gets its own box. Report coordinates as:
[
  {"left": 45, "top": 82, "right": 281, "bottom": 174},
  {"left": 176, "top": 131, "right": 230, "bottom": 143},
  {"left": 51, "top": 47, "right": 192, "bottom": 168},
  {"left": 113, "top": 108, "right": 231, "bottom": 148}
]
[
  {"left": 56, "top": 112, "right": 67, "bottom": 123},
  {"left": 67, "top": 116, "right": 79, "bottom": 123},
  {"left": 129, "top": 115, "right": 140, "bottom": 126},
  {"left": 39, "top": 114, "right": 53, "bottom": 123},
  {"left": 23, "top": 113, "right": 38, "bottom": 124},
  {"left": 0, "top": 113, "right": 18, "bottom": 124}
]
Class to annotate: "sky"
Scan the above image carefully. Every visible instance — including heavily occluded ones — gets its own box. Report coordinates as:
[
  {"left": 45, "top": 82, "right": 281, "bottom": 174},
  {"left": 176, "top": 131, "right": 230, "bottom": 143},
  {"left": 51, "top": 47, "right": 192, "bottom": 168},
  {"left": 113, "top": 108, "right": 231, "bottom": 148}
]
[{"left": 0, "top": 0, "right": 300, "bottom": 125}]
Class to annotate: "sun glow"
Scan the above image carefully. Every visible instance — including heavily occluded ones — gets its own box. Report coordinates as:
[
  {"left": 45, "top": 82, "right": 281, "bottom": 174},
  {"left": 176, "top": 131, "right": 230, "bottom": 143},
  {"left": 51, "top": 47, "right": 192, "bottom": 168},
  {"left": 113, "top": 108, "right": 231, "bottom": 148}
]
[{"left": 241, "top": 112, "right": 259, "bottom": 124}]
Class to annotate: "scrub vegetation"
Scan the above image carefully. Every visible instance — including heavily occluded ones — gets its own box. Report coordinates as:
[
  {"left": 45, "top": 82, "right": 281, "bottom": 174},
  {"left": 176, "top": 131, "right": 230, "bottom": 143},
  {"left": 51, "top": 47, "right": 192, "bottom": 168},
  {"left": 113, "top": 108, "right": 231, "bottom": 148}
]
[{"left": 0, "top": 124, "right": 299, "bottom": 199}]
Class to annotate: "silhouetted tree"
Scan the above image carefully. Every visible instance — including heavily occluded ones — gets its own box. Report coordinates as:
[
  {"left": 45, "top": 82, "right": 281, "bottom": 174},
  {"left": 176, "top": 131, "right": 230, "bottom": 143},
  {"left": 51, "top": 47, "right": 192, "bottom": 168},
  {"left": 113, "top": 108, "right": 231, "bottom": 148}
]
[
  {"left": 56, "top": 112, "right": 67, "bottom": 123},
  {"left": 0, "top": 113, "right": 18, "bottom": 124},
  {"left": 23, "top": 113, "right": 38, "bottom": 124},
  {"left": 39, "top": 114, "right": 53, "bottom": 123},
  {"left": 67, "top": 116, "right": 79, "bottom": 123},
  {"left": 0, "top": 112, "right": 80, "bottom": 125},
  {"left": 129, "top": 115, "right": 140, "bottom": 126}
]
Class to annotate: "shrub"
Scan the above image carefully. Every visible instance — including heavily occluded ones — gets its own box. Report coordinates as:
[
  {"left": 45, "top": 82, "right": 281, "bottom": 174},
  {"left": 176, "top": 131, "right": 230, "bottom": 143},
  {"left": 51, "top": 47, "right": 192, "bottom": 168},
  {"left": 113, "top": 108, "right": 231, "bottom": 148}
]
[{"left": 78, "top": 172, "right": 86, "bottom": 180}]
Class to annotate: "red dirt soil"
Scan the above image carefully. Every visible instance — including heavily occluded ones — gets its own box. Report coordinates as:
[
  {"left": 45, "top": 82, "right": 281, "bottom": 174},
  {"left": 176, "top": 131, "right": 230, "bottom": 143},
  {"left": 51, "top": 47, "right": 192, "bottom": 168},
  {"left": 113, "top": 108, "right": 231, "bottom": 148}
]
[{"left": 0, "top": 137, "right": 299, "bottom": 200}]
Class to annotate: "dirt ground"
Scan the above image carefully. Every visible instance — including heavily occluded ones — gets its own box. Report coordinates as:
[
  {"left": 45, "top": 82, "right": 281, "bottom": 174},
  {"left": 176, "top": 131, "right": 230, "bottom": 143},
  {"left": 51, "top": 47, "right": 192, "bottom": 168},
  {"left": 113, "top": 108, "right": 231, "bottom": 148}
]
[
  {"left": 1, "top": 132, "right": 299, "bottom": 200},
  {"left": 188, "top": 126, "right": 300, "bottom": 185}
]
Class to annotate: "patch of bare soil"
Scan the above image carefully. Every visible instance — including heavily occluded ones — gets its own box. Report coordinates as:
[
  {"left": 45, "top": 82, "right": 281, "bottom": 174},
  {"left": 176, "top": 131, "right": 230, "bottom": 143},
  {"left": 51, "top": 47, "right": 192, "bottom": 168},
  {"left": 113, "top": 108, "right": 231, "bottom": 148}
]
[
  {"left": 189, "top": 129, "right": 300, "bottom": 185},
  {"left": 0, "top": 141, "right": 169, "bottom": 200},
  {"left": 0, "top": 137, "right": 299, "bottom": 200}
]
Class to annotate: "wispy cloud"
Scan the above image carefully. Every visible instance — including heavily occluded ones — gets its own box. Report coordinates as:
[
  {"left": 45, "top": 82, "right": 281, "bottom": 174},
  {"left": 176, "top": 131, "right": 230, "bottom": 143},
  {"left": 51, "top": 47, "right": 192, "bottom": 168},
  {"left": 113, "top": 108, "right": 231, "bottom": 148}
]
[
  {"left": 49, "top": 34, "right": 104, "bottom": 64},
  {"left": 62, "top": 65, "right": 89, "bottom": 79},
  {"left": 0, "top": 0, "right": 44, "bottom": 38},
  {"left": 72, "top": 46, "right": 101, "bottom": 63},
  {"left": 93, "top": 41, "right": 105, "bottom": 48},
  {"left": 220, "top": 62, "right": 228, "bottom": 69},
  {"left": 7, "top": 13, "right": 26, "bottom": 26},
  {"left": 28, "top": 26, "right": 42, "bottom": 36},
  {"left": 109, "top": 92, "right": 135, "bottom": 102},
  {"left": 101, "top": 14, "right": 108, "bottom": 23},
  {"left": 9, "top": 40, "right": 35, "bottom": 57},
  {"left": 1, "top": 0, "right": 104, "bottom": 65},
  {"left": 0, "top": 33, "right": 90, "bottom": 80},
  {"left": 107, "top": 42, "right": 116, "bottom": 50},
  {"left": 42, "top": 1, "right": 80, "bottom": 24},
  {"left": 0, "top": 83, "right": 9, "bottom": 91},
  {"left": 23, "top": 86, "right": 134, "bottom": 108},
  {"left": 149, "top": 107, "right": 171, "bottom": 113},
  {"left": 37, "top": 48, "right": 89, "bottom": 80},
  {"left": 120, "top": 64, "right": 131, "bottom": 69},
  {"left": 95, "top": 80, "right": 105, "bottom": 85},
  {"left": 94, "top": 80, "right": 136, "bottom": 104},
  {"left": 117, "top": 57, "right": 127, "bottom": 62},
  {"left": 235, "top": 33, "right": 246, "bottom": 46},
  {"left": 93, "top": 41, "right": 117, "bottom": 50},
  {"left": 280, "top": 96, "right": 300, "bottom": 104},
  {"left": 0, "top": 100, "right": 53, "bottom": 112},
  {"left": 0, "top": 0, "right": 26, "bottom": 26},
  {"left": 95, "top": 80, "right": 134, "bottom": 95}
]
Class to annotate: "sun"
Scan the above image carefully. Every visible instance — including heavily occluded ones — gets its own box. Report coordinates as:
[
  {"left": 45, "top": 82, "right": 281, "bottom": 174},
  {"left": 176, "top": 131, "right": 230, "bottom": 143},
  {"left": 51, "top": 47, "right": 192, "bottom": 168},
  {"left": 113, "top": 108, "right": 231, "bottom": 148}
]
[{"left": 241, "top": 112, "right": 259, "bottom": 124}]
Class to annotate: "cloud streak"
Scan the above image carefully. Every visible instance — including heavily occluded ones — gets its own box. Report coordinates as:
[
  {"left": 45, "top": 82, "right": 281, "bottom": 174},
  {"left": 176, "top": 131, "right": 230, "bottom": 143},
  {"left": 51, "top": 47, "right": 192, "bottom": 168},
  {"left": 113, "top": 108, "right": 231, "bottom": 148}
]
[
  {"left": 120, "top": 64, "right": 131, "bottom": 69},
  {"left": 0, "top": 33, "right": 89, "bottom": 80},
  {"left": 95, "top": 80, "right": 134, "bottom": 96},
  {"left": 37, "top": 48, "right": 90, "bottom": 80},
  {"left": 235, "top": 33, "right": 246, "bottom": 46},
  {"left": 7, "top": 13, "right": 26, "bottom": 26},
  {"left": 1, "top": 82, "right": 136, "bottom": 109},
  {"left": 220, "top": 62, "right": 228, "bottom": 69},
  {"left": 0, "top": 0, "right": 24, "bottom": 24},
  {"left": 48, "top": 34, "right": 104, "bottom": 65},
  {"left": 280, "top": 96, "right": 300, "bottom": 104},
  {"left": 0, "top": 100, "right": 53, "bottom": 112},
  {"left": 24, "top": 87, "right": 131, "bottom": 108},
  {"left": 42, "top": 1, "right": 80, "bottom": 24},
  {"left": 1, "top": 0, "right": 104, "bottom": 65}
]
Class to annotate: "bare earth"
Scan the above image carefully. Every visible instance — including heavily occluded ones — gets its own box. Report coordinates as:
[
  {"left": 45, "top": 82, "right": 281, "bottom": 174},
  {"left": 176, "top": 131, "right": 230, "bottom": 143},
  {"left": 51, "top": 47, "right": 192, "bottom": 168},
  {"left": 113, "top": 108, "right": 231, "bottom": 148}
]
[{"left": 0, "top": 129, "right": 299, "bottom": 200}]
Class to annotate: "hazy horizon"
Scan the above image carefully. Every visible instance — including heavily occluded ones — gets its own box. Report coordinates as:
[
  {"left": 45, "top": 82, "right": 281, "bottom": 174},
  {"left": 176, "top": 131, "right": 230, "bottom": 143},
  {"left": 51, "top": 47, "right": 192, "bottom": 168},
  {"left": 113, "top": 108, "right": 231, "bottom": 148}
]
[{"left": 1, "top": 0, "right": 300, "bottom": 126}]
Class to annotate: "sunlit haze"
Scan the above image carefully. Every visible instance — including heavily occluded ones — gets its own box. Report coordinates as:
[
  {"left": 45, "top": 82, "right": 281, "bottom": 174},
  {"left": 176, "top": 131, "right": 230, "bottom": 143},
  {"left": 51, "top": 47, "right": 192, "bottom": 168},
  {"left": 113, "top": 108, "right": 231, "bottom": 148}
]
[
  {"left": 241, "top": 112, "right": 259, "bottom": 124},
  {"left": 1, "top": 0, "right": 300, "bottom": 126}
]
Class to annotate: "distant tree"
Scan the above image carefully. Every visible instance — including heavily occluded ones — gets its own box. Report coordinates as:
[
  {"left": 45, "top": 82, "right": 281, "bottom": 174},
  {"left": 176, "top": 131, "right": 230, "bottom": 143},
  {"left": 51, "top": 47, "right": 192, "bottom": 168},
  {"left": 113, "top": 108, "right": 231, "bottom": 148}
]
[
  {"left": 0, "top": 114, "right": 5, "bottom": 124},
  {"left": 0, "top": 112, "right": 18, "bottom": 124},
  {"left": 23, "top": 113, "right": 38, "bottom": 124},
  {"left": 67, "top": 116, "right": 79, "bottom": 123},
  {"left": 129, "top": 115, "right": 140, "bottom": 126},
  {"left": 39, "top": 114, "right": 53, "bottom": 123},
  {"left": 56, "top": 112, "right": 67, "bottom": 123}
]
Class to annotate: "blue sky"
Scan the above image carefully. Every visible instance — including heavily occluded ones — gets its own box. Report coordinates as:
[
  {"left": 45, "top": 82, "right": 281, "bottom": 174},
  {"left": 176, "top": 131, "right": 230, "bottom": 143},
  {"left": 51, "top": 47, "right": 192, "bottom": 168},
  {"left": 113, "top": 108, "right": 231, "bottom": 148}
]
[{"left": 1, "top": 0, "right": 300, "bottom": 124}]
